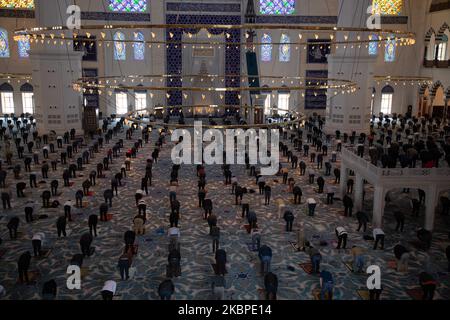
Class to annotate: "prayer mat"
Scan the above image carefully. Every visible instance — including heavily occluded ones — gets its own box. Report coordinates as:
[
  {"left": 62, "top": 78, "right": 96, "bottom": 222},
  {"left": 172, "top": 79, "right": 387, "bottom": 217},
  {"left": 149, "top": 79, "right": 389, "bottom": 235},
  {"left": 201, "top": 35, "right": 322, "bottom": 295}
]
[
  {"left": 244, "top": 224, "right": 258, "bottom": 233},
  {"left": 17, "top": 270, "right": 40, "bottom": 284},
  {"left": 299, "top": 263, "right": 314, "bottom": 275},
  {"left": 81, "top": 267, "right": 89, "bottom": 279},
  {"left": 211, "top": 263, "right": 228, "bottom": 275},
  {"left": 87, "top": 191, "right": 94, "bottom": 196},
  {"left": 406, "top": 288, "right": 424, "bottom": 300},
  {"left": 343, "top": 261, "right": 366, "bottom": 275},
  {"left": 289, "top": 241, "right": 299, "bottom": 252},
  {"left": 312, "top": 288, "right": 322, "bottom": 300},
  {"left": 246, "top": 243, "right": 259, "bottom": 252},
  {"left": 357, "top": 290, "right": 370, "bottom": 300},
  {"left": 36, "top": 248, "right": 52, "bottom": 260},
  {"left": 387, "top": 260, "right": 397, "bottom": 270}
]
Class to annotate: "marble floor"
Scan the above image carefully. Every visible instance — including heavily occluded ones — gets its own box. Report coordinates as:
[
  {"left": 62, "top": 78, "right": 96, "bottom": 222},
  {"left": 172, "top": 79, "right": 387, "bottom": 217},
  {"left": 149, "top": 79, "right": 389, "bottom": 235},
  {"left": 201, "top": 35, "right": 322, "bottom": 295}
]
[{"left": 0, "top": 119, "right": 449, "bottom": 300}]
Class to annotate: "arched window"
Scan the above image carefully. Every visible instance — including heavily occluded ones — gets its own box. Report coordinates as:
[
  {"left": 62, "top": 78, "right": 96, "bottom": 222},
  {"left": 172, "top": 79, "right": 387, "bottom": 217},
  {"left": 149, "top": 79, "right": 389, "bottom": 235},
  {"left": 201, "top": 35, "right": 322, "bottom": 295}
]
[
  {"left": 18, "top": 35, "right": 30, "bottom": 58},
  {"left": 0, "top": 28, "right": 10, "bottom": 58},
  {"left": 384, "top": 36, "right": 396, "bottom": 62},
  {"left": 262, "top": 85, "right": 272, "bottom": 115},
  {"left": 381, "top": 85, "right": 394, "bottom": 114},
  {"left": 369, "top": 34, "right": 378, "bottom": 55},
  {"left": 372, "top": 0, "right": 403, "bottom": 15},
  {"left": 20, "top": 83, "right": 34, "bottom": 114},
  {"left": 437, "top": 34, "right": 448, "bottom": 61},
  {"left": 133, "top": 32, "right": 145, "bottom": 60},
  {"left": 109, "top": 0, "right": 147, "bottom": 12},
  {"left": 0, "top": 82, "right": 14, "bottom": 114},
  {"left": 261, "top": 33, "right": 272, "bottom": 62},
  {"left": 260, "top": 0, "right": 295, "bottom": 15},
  {"left": 115, "top": 88, "right": 128, "bottom": 114},
  {"left": 279, "top": 34, "right": 290, "bottom": 62},
  {"left": 277, "top": 86, "right": 290, "bottom": 113},
  {"left": 114, "top": 32, "right": 126, "bottom": 61}
]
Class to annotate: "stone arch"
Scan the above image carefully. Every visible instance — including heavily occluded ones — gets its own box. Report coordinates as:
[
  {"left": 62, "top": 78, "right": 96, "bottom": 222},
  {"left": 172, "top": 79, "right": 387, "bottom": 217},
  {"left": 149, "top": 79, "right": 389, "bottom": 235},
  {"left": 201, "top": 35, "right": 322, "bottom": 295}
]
[{"left": 431, "top": 81, "right": 444, "bottom": 98}]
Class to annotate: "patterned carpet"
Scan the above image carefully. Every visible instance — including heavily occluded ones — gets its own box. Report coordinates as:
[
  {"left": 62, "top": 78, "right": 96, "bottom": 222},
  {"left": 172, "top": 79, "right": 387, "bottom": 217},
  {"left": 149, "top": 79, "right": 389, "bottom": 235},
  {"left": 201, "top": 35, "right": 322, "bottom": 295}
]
[{"left": 0, "top": 119, "right": 449, "bottom": 300}]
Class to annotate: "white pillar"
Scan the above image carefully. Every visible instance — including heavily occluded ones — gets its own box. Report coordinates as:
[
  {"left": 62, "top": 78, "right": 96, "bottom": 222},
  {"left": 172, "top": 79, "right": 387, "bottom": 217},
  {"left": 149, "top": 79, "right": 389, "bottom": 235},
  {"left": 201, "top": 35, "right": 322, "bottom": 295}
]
[
  {"left": 354, "top": 173, "right": 364, "bottom": 212},
  {"left": 372, "top": 185, "right": 385, "bottom": 228},
  {"left": 30, "top": 0, "right": 83, "bottom": 136},
  {"left": 324, "top": 0, "right": 375, "bottom": 135},
  {"left": 339, "top": 163, "right": 348, "bottom": 199},
  {"left": 424, "top": 185, "right": 438, "bottom": 232}
]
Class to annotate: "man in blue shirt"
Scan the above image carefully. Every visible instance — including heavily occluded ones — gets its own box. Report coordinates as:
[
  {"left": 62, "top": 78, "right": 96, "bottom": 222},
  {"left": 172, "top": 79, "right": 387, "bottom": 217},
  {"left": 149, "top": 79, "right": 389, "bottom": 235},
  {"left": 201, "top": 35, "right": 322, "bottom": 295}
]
[{"left": 319, "top": 270, "right": 334, "bottom": 300}]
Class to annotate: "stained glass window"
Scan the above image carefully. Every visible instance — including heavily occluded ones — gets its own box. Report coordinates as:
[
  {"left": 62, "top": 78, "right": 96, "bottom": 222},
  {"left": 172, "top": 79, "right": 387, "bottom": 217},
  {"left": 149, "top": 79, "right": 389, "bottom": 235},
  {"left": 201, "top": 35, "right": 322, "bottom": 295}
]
[
  {"left": 384, "top": 37, "right": 396, "bottom": 62},
  {"left": 114, "top": 32, "right": 126, "bottom": 61},
  {"left": 279, "top": 33, "right": 290, "bottom": 62},
  {"left": 0, "top": 28, "right": 10, "bottom": 58},
  {"left": 109, "top": 0, "right": 147, "bottom": 13},
  {"left": 261, "top": 33, "right": 272, "bottom": 62},
  {"left": 372, "top": 0, "right": 403, "bottom": 15},
  {"left": 18, "top": 35, "right": 30, "bottom": 58},
  {"left": 260, "top": 0, "right": 295, "bottom": 15},
  {"left": 0, "top": 0, "right": 34, "bottom": 9},
  {"left": 133, "top": 32, "right": 145, "bottom": 60},
  {"left": 369, "top": 34, "right": 378, "bottom": 55}
]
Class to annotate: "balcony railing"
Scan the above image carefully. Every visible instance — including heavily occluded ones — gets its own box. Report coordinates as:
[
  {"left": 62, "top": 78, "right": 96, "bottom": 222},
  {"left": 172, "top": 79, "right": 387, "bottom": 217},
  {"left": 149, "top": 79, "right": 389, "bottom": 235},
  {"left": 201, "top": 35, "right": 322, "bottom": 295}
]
[{"left": 341, "top": 147, "right": 450, "bottom": 180}]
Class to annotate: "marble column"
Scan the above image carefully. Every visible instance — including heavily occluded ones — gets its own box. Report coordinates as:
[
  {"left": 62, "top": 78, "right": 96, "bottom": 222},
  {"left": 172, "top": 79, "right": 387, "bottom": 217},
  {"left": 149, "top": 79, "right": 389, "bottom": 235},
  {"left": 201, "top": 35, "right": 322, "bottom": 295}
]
[
  {"left": 325, "top": 0, "right": 376, "bottom": 135},
  {"left": 30, "top": 0, "right": 83, "bottom": 136},
  {"left": 339, "top": 162, "right": 349, "bottom": 199},
  {"left": 354, "top": 173, "right": 365, "bottom": 212},
  {"left": 372, "top": 185, "right": 385, "bottom": 228},
  {"left": 424, "top": 184, "right": 438, "bottom": 232}
]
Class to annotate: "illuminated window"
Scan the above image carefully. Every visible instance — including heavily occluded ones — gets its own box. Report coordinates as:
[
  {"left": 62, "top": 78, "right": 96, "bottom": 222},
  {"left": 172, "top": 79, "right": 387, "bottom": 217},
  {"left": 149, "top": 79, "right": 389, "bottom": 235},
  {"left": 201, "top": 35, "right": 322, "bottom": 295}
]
[
  {"left": 135, "top": 92, "right": 146, "bottom": 110},
  {"left": 278, "top": 93, "right": 290, "bottom": 113},
  {"left": 264, "top": 94, "right": 271, "bottom": 115},
  {"left": 109, "top": 0, "right": 147, "bottom": 12},
  {"left": 384, "top": 37, "right": 396, "bottom": 62},
  {"left": 381, "top": 85, "right": 394, "bottom": 114},
  {"left": 114, "top": 32, "right": 126, "bottom": 61},
  {"left": 18, "top": 35, "right": 30, "bottom": 58},
  {"left": 279, "top": 33, "right": 291, "bottom": 62},
  {"left": 133, "top": 32, "right": 145, "bottom": 60},
  {"left": 260, "top": 0, "right": 295, "bottom": 15},
  {"left": 0, "top": 0, "right": 34, "bottom": 9},
  {"left": 437, "top": 35, "right": 448, "bottom": 61},
  {"left": 115, "top": 92, "right": 128, "bottom": 114},
  {"left": 0, "top": 28, "right": 10, "bottom": 58},
  {"left": 1, "top": 92, "right": 14, "bottom": 114},
  {"left": 261, "top": 33, "right": 272, "bottom": 62},
  {"left": 22, "top": 92, "right": 33, "bottom": 114},
  {"left": 369, "top": 34, "right": 378, "bottom": 55},
  {"left": 372, "top": 0, "right": 402, "bottom": 15}
]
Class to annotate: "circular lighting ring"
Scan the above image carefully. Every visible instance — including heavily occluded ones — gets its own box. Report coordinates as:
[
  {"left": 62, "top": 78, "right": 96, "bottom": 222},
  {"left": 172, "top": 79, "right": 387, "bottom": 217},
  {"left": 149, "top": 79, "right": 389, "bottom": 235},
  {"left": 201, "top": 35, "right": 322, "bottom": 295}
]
[
  {"left": 373, "top": 75, "right": 434, "bottom": 86},
  {"left": 0, "top": 73, "right": 32, "bottom": 81},
  {"left": 135, "top": 105, "right": 264, "bottom": 111},
  {"left": 14, "top": 23, "right": 416, "bottom": 47},
  {"left": 75, "top": 75, "right": 358, "bottom": 93},
  {"left": 124, "top": 108, "right": 307, "bottom": 130}
]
